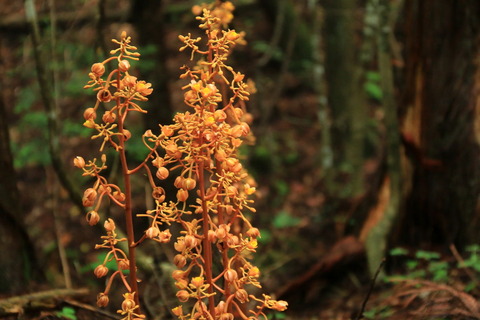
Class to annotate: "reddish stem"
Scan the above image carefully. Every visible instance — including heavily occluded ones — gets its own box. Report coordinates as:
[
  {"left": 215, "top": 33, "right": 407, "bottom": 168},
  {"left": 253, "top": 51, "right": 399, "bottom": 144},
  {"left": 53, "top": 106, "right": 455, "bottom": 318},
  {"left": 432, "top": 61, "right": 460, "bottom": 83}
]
[
  {"left": 198, "top": 162, "right": 216, "bottom": 316},
  {"left": 117, "top": 107, "right": 140, "bottom": 308}
]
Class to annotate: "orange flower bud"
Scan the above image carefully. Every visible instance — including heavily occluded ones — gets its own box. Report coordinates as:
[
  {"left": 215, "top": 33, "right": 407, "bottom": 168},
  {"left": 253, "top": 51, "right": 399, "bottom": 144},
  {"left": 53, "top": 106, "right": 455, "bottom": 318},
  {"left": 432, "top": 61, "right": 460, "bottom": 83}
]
[
  {"left": 174, "top": 240, "right": 186, "bottom": 252},
  {"left": 113, "top": 191, "right": 126, "bottom": 202},
  {"left": 152, "top": 187, "right": 166, "bottom": 202},
  {"left": 82, "top": 188, "right": 97, "bottom": 207},
  {"left": 177, "top": 189, "right": 189, "bottom": 202},
  {"left": 246, "top": 227, "right": 261, "bottom": 238},
  {"left": 123, "top": 75, "right": 137, "bottom": 87},
  {"left": 86, "top": 210, "right": 100, "bottom": 226},
  {"left": 104, "top": 218, "right": 116, "bottom": 232},
  {"left": 234, "top": 107, "right": 244, "bottom": 118},
  {"left": 215, "top": 301, "right": 226, "bottom": 315},
  {"left": 172, "top": 270, "right": 186, "bottom": 281},
  {"left": 184, "top": 90, "right": 196, "bottom": 101},
  {"left": 146, "top": 226, "right": 159, "bottom": 239},
  {"left": 118, "top": 59, "right": 130, "bottom": 72},
  {"left": 230, "top": 125, "right": 244, "bottom": 138},
  {"left": 156, "top": 167, "right": 169, "bottom": 180},
  {"left": 96, "top": 89, "right": 112, "bottom": 102},
  {"left": 214, "top": 109, "right": 227, "bottom": 122},
  {"left": 207, "top": 229, "right": 217, "bottom": 242},
  {"left": 94, "top": 265, "right": 108, "bottom": 278},
  {"left": 173, "top": 254, "right": 187, "bottom": 268},
  {"left": 123, "top": 129, "right": 131, "bottom": 141},
  {"left": 239, "top": 122, "right": 250, "bottom": 135},
  {"left": 174, "top": 176, "right": 185, "bottom": 188},
  {"left": 102, "top": 111, "right": 116, "bottom": 123},
  {"left": 224, "top": 269, "right": 238, "bottom": 283},
  {"left": 91, "top": 63, "right": 105, "bottom": 77},
  {"left": 175, "top": 279, "right": 188, "bottom": 289},
  {"left": 235, "top": 288, "right": 249, "bottom": 303},
  {"left": 159, "top": 230, "right": 172, "bottom": 243},
  {"left": 183, "top": 178, "right": 196, "bottom": 190},
  {"left": 184, "top": 234, "right": 197, "bottom": 249},
  {"left": 152, "top": 157, "right": 164, "bottom": 168},
  {"left": 96, "top": 293, "right": 109, "bottom": 307},
  {"left": 73, "top": 156, "right": 85, "bottom": 168},
  {"left": 121, "top": 295, "right": 135, "bottom": 311},
  {"left": 272, "top": 300, "right": 288, "bottom": 311},
  {"left": 227, "top": 186, "right": 238, "bottom": 198},
  {"left": 161, "top": 125, "right": 174, "bottom": 137},
  {"left": 216, "top": 224, "right": 229, "bottom": 240},
  {"left": 83, "top": 107, "right": 97, "bottom": 120},
  {"left": 176, "top": 290, "right": 189, "bottom": 302},
  {"left": 118, "top": 259, "right": 129, "bottom": 270}
]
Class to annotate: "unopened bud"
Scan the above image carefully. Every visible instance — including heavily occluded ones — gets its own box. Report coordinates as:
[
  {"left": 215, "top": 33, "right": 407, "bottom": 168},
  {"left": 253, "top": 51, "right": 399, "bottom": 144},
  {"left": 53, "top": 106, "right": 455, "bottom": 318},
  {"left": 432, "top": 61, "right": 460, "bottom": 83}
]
[
  {"left": 235, "top": 288, "right": 249, "bottom": 303},
  {"left": 146, "top": 226, "right": 160, "bottom": 239},
  {"left": 173, "top": 254, "right": 187, "bottom": 268},
  {"left": 73, "top": 156, "right": 85, "bottom": 168},
  {"left": 86, "top": 210, "right": 100, "bottom": 226},
  {"left": 102, "top": 111, "right": 116, "bottom": 123},
  {"left": 123, "top": 129, "right": 131, "bottom": 141},
  {"left": 177, "top": 189, "right": 189, "bottom": 202},
  {"left": 83, "top": 107, "right": 97, "bottom": 120},
  {"left": 183, "top": 178, "right": 196, "bottom": 190},
  {"left": 96, "top": 293, "right": 109, "bottom": 307},
  {"left": 176, "top": 290, "right": 189, "bottom": 302},
  {"left": 94, "top": 265, "right": 108, "bottom": 278},
  {"left": 91, "top": 63, "right": 105, "bottom": 77},
  {"left": 118, "top": 259, "right": 129, "bottom": 270},
  {"left": 96, "top": 89, "right": 112, "bottom": 102},
  {"left": 184, "top": 234, "right": 197, "bottom": 249},
  {"left": 104, "top": 218, "right": 115, "bottom": 232},
  {"left": 118, "top": 60, "right": 130, "bottom": 72},
  {"left": 246, "top": 227, "right": 261, "bottom": 238},
  {"left": 224, "top": 269, "right": 238, "bottom": 283},
  {"left": 156, "top": 167, "right": 169, "bottom": 180}
]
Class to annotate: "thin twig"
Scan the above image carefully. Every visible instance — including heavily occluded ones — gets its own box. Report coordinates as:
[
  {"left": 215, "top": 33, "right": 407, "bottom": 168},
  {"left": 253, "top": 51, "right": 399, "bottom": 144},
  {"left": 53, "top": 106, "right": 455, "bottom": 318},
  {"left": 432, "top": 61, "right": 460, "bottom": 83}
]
[
  {"left": 449, "top": 243, "right": 478, "bottom": 285},
  {"left": 355, "top": 258, "right": 385, "bottom": 320}
]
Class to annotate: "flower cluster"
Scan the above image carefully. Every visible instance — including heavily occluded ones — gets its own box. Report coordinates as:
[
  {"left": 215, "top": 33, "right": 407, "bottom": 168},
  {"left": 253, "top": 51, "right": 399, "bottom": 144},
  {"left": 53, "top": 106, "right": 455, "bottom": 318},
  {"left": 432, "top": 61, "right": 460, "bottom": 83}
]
[
  {"left": 75, "top": 2, "right": 286, "bottom": 319},
  {"left": 75, "top": 32, "right": 156, "bottom": 319},
  {"left": 137, "top": 4, "right": 286, "bottom": 319}
]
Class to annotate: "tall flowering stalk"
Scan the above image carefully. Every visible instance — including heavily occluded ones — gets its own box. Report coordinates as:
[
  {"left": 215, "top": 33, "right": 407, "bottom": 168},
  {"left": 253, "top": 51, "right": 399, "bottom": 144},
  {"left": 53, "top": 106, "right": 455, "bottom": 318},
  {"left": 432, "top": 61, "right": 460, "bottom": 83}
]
[{"left": 75, "top": 1, "right": 286, "bottom": 319}]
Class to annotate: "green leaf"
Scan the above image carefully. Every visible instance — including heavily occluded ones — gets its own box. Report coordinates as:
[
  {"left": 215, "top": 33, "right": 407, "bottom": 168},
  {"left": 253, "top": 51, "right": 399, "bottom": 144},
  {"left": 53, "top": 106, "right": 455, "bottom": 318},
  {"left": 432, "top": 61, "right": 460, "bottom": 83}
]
[
  {"left": 273, "top": 210, "right": 301, "bottom": 229},
  {"left": 56, "top": 306, "right": 77, "bottom": 320},
  {"left": 364, "top": 81, "right": 383, "bottom": 100},
  {"left": 415, "top": 250, "right": 440, "bottom": 260},
  {"left": 389, "top": 247, "right": 409, "bottom": 256}
]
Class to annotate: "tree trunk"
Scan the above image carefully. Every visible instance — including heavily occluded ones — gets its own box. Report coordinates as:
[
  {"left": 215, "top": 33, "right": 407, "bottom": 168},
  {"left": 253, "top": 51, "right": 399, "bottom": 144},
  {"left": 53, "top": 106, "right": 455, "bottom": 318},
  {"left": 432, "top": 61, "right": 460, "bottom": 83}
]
[
  {"left": 0, "top": 48, "right": 37, "bottom": 292},
  {"left": 323, "top": 0, "right": 367, "bottom": 198},
  {"left": 396, "top": 1, "right": 480, "bottom": 249}
]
